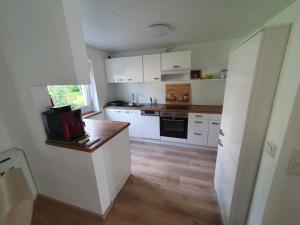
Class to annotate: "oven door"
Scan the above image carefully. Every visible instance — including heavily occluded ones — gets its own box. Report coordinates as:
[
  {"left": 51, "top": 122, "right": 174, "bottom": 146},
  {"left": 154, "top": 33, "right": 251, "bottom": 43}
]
[{"left": 160, "top": 117, "right": 188, "bottom": 139}]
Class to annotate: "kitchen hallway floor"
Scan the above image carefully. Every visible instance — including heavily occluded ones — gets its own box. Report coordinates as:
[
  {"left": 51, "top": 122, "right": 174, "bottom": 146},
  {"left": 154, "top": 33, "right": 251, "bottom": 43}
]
[{"left": 32, "top": 141, "right": 222, "bottom": 225}]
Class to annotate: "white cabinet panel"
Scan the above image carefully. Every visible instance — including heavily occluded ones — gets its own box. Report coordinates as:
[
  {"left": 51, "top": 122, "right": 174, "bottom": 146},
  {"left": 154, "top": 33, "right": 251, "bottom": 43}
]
[
  {"left": 105, "top": 109, "right": 141, "bottom": 138},
  {"left": 123, "top": 56, "right": 143, "bottom": 82},
  {"left": 105, "top": 58, "right": 124, "bottom": 83},
  {"left": 161, "top": 51, "right": 191, "bottom": 73},
  {"left": 187, "top": 130, "right": 208, "bottom": 146},
  {"left": 140, "top": 115, "right": 160, "bottom": 139},
  {"left": 188, "top": 119, "right": 209, "bottom": 132},
  {"left": 208, "top": 120, "right": 221, "bottom": 147},
  {"left": 189, "top": 113, "right": 209, "bottom": 121},
  {"left": 143, "top": 54, "right": 161, "bottom": 82}
]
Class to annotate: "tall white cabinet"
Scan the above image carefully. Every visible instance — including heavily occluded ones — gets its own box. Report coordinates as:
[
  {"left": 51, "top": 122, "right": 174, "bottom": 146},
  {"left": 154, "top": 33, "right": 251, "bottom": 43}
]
[{"left": 214, "top": 25, "right": 291, "bottom": 225}]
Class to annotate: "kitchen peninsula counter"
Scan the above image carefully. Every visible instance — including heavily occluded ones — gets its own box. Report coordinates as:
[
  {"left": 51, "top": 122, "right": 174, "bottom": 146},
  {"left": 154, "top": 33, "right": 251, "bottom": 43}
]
[
  {"left": 46, "top": 119, "right": 130, "bottom": 153},
  {"left": 44, "top": 118, "right": 131, "bottom": 218}
]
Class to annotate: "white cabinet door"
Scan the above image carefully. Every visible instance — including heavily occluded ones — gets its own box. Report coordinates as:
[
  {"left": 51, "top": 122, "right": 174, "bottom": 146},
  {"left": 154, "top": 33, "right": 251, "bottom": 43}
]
[
  {"left": 161, "top": 51, "right": 191, "bottom": 72},
  {"left": 123, "top": 56, "right": 143, "bottom": 82},
  {"left": 140, "top": 116, "right": 160, "bottom": 139},
  {"left": 214, "top": 32, "right": 262, "bottom": 225},
  {"left": 127, "top": 110, "right": 142, "bottom": 138},
  {"left": 105, "top": 58, "right": 124, "bottom": 83},
  {"left": 207, "top": 120, "right": 221, "bottom": 147},
  {"left": 143, "top": 54, "right": 161, "bottom": 82},
  {"left": 187, "top": 130, "right": 208, "bottom": 146}
]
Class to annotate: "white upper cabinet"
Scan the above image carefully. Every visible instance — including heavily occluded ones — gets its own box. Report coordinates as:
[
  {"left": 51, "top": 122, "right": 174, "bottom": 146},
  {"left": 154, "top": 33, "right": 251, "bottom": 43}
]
[
  {"left": 161, "top": 51, "right": 191, "bottom": 74},
  {"left": 143, "top": 54, "right": 161, "bottom": 82},
  {"left": 105, "top": 58, "right": 124, "bottom": 83},
  {"left": 123, "top": 56, "right": 144, "bottom": 82}
]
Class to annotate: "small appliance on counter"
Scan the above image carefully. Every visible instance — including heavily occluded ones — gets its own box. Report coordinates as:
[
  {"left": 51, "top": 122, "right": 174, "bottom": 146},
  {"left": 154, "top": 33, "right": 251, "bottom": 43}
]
[
  {"left": 107, "top": 100, "right": 127, "bottom": 107},
  {"left": 42, "top": 105, "right": 85, "bottom": 142}
]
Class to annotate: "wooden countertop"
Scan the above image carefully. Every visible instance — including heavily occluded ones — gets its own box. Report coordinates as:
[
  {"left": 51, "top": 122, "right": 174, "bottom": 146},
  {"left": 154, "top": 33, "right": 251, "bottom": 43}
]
[
  {"left": 105, "top": 104, "right": 223, "bottom": 114},
  {"left": 46, "top": 119, "right": 130, "bottom": 153}
]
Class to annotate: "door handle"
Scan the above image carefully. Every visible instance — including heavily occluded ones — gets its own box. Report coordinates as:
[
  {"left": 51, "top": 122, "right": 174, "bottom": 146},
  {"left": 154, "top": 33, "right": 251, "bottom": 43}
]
[
  {"left": 218, "top": 139, "right": 223, "bottom": 147},
  {"left": 220, "top": 129, "right": 224, "bottom": 136}
]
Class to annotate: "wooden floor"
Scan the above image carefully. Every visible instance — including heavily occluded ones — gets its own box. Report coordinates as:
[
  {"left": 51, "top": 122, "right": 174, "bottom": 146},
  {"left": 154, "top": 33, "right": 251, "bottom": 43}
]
[{"left": 32, "top": 141, "right": 222, "bottom": 225}]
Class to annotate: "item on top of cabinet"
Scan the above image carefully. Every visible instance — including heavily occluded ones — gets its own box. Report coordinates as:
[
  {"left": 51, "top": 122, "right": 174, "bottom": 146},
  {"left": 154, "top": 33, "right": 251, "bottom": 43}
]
[
  {"left": 220, "top": 69, "right": 228, "bottom": 79},
  {"left": 201, "top": 74, "right": 214, "bottom": 79},
  {"left": 166, "top": 83, "right": 191, "bottom": 104},
  {"left": 190, "top": 70, "right": 202, "bottom": 79}
]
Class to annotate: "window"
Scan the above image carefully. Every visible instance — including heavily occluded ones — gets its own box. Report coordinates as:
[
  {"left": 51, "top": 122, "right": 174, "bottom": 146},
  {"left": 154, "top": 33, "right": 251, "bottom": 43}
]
[
  {"left": 47, "top": 85, "right": 91, "bottom": 111},
  {"left": 47, "top": 60, "right": 99, "bottom": 114}
]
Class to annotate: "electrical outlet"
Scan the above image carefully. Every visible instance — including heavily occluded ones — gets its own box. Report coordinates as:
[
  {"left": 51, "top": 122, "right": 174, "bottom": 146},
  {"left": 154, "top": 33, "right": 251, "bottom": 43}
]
[
  {"left": 287, "top": 150, "right": 300, "bottom": 176},
  {"left": 264, "top": 140, "right": 277, "bottom": 158}
]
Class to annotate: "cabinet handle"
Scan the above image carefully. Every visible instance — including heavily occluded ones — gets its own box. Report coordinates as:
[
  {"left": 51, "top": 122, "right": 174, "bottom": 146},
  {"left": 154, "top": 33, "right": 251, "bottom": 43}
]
[
  {"left": 218, "top": 139, "right": 223, "bottom": 147},
  {"left": 195, "top": 115, "right": 203, "bottom": 118},
  {"left": 173, "top": 65, "right": 180, "bottom": 68},
  {"left": 128, "top": 78, "right": 132, "bottom": 81},
  {"left": 194, "top": 132, "right": 202, "bottom": 136},
  {"left": 195, "top": 121, "right": 203, "bottom": 124},
  {"left": 212, "top": 122, "right": 220, "bottom": 125},
  {"left": 154, "top": 77, "right": 160, "bottom": 80},
  {"left": 220, "top": 129, "right": 224, "bottom": 136}
]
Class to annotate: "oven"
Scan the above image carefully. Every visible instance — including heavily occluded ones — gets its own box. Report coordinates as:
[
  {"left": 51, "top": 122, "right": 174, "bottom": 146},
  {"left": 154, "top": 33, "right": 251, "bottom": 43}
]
[{"left": 160, "top": 112, "right": 188, "bottom": 139}]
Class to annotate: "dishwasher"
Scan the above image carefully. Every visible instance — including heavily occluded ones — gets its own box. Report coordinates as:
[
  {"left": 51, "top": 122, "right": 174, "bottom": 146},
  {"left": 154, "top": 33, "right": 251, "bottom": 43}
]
[{"left": 140, "top": 110, "right": 160, "bottom": 140}]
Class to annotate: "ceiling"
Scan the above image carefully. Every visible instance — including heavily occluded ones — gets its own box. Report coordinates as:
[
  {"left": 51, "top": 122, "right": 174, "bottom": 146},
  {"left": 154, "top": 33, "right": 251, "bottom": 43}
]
[{"left": 80, "top": 0, "right": 294, "bottom": 52}]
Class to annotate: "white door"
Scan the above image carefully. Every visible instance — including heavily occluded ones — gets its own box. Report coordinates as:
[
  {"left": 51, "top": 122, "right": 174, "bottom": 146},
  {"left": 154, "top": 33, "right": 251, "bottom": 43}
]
[
  {"left": 161, "top": 51, "right": 191, "bottom": 72},
  {"left": 105, "top": 58, "right": 124, "bottom": 83},
  {"left": 127, "top": 110, "right": 142, "bottom": 138},
  {"left": 214, "top": 32, "right": 262, "bottom": 225},
  {"left": 143, "top": 54, "right": 161, "bottom": 82},
  {"left": 123, "top": 56, "right": 143, "bottom": 82}
]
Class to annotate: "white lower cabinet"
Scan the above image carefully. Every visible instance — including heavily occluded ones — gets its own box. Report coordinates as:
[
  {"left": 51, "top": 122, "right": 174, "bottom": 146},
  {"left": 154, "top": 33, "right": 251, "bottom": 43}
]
[
  {"left": 208, "top": 120, "right": 221, "bottom": 147},
  {"left": 140, "top": 115, "right": 160, "bottom": 140},
  {"left": 105, "top": 109, "right": 142, "bottom": 138},
  {"left": 106, "top": 109, "right": 222, "bottom": 147},
  {"left": 187, "top": 113, "right": 221, "bottom": 147}
]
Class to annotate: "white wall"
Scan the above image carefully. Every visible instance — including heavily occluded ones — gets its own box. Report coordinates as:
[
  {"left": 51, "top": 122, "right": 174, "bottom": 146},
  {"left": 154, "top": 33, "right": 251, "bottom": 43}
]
[
  {"left": 0, "top": 115, "right": 12, "bottom": 153},
  {"left": 0, "top": 0, "right": 99, "bottom": 213},
  {"left": 108, "top": 39, "right": 239, "bottom": 105},
  {"left": 247, "top": 1, "right": 300, "bottom": 225},
  {"left": 86, "top": 46, "right": 117, "bottom": 107},
  {"left": 110, "top": 79, "right": 226, "bottom": 105}
]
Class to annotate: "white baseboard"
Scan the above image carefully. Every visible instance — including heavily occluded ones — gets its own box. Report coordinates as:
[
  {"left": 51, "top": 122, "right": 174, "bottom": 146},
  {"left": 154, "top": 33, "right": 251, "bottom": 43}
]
[{"left": 130, "top": 137, "right": 217, "bottom": 151}]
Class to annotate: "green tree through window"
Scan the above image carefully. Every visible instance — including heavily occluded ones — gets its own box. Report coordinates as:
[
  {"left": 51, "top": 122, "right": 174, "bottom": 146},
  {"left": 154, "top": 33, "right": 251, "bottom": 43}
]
[{"left": 47, "top": 85, "right": 87, "bottom": 109}]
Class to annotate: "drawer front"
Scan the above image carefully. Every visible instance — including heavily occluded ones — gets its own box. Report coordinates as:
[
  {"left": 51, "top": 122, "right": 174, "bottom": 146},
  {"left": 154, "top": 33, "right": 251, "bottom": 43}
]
[
  {"left": 209, "top": 114, "right": 222, "bottom": 121},
  {"left": 189, "top": 113, "right": 209, "bottom": 120},
  {"left": 188, "top": 119, "right": 209, "bottom": 131},
  {"left": 187, "top": 131, "right": 208, "bottom": 146}
]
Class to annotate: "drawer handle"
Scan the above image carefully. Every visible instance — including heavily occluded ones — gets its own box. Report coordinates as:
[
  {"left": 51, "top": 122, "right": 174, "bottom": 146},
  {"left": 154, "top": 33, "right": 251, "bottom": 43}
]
[
  {"left": 194, "top": 132, "right": 202, "bottom": 136},
  {"left": 195, "top": 115, "right": 203, "bottom": 118},
  {"left": 218, "top": 139, "right": 223, "bottom": 147},
  {"left": 173, "top": 65, "right": 180, "bottom": 68},
  {"left": 154, "top": 77, "right": 160, "bottom": 80},
  {"left": 220, "top": 129, "right": 224, "bottom": 136},
  {"left": 128, "top": 78, "right": 132, "bottom": 81},
  {"left": 195, "top": 121, "right": 203, "bottom": 124},
  {"left": 212, "top": 122, "right": 220, "bottom": 125}
]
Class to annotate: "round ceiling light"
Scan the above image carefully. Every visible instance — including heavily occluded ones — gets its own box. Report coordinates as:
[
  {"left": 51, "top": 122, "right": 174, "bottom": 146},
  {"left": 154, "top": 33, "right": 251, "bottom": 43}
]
[{"left": 146, "top": 24, "right": 172, "bottom": 37}]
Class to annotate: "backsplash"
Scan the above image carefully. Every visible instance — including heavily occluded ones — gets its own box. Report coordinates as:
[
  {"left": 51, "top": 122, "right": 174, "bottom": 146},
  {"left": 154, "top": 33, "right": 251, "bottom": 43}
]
[{"left": 107, "top": 79, "right": 226, "bottom": 105}]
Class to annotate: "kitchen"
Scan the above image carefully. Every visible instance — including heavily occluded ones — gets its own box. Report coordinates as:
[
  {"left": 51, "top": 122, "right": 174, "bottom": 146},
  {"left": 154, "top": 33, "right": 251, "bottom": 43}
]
[{"left": 0, "top": 1, "right": 300, "bottom": 225}]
